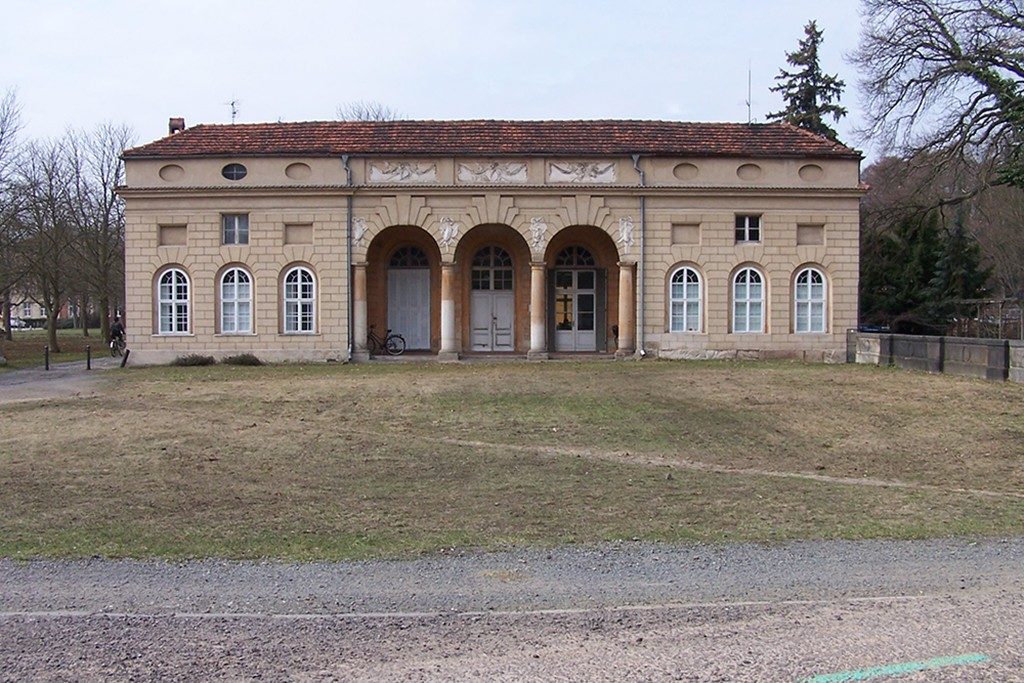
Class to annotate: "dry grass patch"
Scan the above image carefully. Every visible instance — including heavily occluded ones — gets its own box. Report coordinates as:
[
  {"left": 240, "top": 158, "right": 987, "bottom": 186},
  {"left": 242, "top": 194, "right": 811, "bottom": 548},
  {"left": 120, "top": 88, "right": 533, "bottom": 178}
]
[{"left": 0, "top": 360, "right": 1022, "bottom": 560}]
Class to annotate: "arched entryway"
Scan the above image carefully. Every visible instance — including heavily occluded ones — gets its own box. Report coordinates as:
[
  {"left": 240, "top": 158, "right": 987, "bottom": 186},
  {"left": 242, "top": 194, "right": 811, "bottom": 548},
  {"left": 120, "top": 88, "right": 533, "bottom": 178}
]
[
  {"left": 366, "top": 226, "right": 441, "bottom": 352},
  {"left": 544, "top": 226, "right": 620, "bottom": 353},
  {"left": 454, "top": 224, "right": 531, "bottom": 353},
  {"left": 388, "top": 246, "right": 431, "bottom": 349},
  {"left": 469, "top": 246, "right": 515, "bottom": 351}
]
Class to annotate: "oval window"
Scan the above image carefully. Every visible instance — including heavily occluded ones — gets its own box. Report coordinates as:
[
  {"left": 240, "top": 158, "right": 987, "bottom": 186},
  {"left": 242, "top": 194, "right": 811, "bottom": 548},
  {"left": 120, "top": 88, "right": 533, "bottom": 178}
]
[
  {"left": 158, "top": 164, "right": 185, "bottom": 181},
  {"left": 222, "top": 163, "right": 247, "bottom": 181}
]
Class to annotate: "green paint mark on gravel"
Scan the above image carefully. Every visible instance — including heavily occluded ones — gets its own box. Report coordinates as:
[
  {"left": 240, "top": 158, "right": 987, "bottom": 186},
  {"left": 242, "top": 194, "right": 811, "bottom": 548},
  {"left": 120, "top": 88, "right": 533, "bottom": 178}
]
[{"left": 802, "top": 652, "right": 990, "bottom": 682}]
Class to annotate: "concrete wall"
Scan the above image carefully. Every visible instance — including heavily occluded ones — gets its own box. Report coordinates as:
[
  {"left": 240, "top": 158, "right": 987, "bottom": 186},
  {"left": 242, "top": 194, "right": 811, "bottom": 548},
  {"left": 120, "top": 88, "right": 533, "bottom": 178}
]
[{"left": 850, "top": 332, "right": 1021, "bottom": 383}]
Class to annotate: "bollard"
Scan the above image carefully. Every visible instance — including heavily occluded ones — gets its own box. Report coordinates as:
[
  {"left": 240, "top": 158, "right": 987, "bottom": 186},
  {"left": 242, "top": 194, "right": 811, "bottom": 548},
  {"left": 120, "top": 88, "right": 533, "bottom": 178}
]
[
  {"left": 44, "top": 345, "right": 49, "bottom": 371},
  {"left": 120, "top": 348, "right": 130, "bottom": 368},
  {"left": 86, "top": 344, "right": 91, "bottom": 370}
]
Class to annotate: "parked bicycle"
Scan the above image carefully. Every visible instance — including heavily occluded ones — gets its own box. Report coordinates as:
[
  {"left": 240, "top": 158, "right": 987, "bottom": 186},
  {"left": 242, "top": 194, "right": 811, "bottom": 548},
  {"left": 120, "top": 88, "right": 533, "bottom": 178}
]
[{"left": 367, "top": 325, "right": 406, "bottom": 356}]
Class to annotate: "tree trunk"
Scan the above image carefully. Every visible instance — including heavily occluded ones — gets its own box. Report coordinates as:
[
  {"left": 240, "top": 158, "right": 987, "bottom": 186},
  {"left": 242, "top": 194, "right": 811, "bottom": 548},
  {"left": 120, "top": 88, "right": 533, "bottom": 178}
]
[
  {"left": 81, "top": 294, "right": 90, "bottom": 336},
  {"left": 99, "top": 296, "right": 110, "bottom": 342},
  {"left": 47, "top": 300, "right": 61, "bottom": 354},
  {"left": 2, "top": 288, "right": 11, "bottom": 342}
]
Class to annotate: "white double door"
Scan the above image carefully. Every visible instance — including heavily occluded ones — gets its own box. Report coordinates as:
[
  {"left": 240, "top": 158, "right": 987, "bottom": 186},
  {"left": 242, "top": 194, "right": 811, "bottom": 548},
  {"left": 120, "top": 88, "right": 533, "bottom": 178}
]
[
  {"left": 470, "top": 290, "right": 514, "bottom": 351},
  {"left": 388, "top": 268, "right": 430, "bottom": 349},
  {"left": 554, "top": 269, "right": 597, "bottom": 352}
]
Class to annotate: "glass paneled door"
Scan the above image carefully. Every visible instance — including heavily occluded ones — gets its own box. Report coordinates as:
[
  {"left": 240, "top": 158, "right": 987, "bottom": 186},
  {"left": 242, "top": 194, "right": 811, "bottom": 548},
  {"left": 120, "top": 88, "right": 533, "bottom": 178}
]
[
  {"left": 553, "top": 269, "right": 596, "bottom": 352},
  {"left": 470, "top": 246, "right": 514, "bottom": 351}
]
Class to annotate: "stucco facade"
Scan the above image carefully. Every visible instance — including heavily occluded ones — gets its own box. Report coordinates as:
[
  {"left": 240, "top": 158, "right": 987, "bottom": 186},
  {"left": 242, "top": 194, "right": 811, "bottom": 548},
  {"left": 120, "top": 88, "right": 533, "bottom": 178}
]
[{"left": 120, "top": 120, "right": 864, "bottom": 364}]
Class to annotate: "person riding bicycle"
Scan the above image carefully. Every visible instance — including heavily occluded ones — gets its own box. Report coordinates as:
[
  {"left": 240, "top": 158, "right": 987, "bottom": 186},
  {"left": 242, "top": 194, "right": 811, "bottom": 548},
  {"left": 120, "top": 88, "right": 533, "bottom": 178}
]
[
  {"left": 110, "top": 316, "right": 126, "bottom": 345},
  {"left": 109, "top": 313, "right": 124, "bottom": 350}
]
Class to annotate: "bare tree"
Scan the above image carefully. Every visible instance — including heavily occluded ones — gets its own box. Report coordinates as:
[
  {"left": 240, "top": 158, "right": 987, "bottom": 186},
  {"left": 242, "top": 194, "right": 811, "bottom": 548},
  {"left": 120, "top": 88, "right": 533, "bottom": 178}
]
[
  {"left": 335, "top": 100, "right": 403, "bottom": 121},
  {"left": 0, "top": 89, "right": 23, "bottom": 342},
  {"left": 65, "top": 124, "right": 132, "bottom": 342},
  {"left": 16, "top": 139, "right": 77, "bottom": 353},
  {"left": 852, "top": 0, "right": 1024, "bottom": 191}
]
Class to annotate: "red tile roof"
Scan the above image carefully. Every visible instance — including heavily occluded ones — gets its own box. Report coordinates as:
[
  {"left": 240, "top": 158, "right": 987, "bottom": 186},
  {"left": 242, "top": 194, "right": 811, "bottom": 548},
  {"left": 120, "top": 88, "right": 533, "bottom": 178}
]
[{"left": 123, "top": 120, "right": 861, "bottom": 160}]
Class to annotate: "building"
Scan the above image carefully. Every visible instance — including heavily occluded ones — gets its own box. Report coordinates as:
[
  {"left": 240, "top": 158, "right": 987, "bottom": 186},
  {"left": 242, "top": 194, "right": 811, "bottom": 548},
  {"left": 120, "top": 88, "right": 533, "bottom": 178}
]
[{"left": 119, "top": 119, "right": 864, "bottom": 364}]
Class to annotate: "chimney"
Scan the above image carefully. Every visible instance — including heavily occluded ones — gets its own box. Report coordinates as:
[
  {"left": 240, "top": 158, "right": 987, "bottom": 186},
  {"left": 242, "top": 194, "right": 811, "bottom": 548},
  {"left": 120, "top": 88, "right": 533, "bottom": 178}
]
[{"left": 168, "top": 117, "right": 186, "bottom": 135}]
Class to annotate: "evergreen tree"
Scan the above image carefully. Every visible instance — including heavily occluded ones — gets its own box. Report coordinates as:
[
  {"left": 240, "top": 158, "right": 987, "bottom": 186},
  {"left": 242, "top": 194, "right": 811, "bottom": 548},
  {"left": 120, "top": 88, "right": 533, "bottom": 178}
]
[
  {"left": 926, "top": 208, "right": 991, "bottom": 319},
  {"left": 768, "top": 20, "right": 847, "bottom": 140},
  {"left": 859, "top": 212, "right": 943, "bottom": 324}
]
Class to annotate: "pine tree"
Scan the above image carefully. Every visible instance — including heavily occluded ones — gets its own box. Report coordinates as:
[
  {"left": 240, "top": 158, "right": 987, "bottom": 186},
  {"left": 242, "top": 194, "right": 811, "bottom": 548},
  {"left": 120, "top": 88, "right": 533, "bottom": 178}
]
[
  {"left": 768, "top": 20, "right": 847, "bottom": 140},
  {"left": 859, "top": 212, "right": 943, "bottom": 324},
  {"left": 926, "top": 208, "right": 991, "bottom": 319}
]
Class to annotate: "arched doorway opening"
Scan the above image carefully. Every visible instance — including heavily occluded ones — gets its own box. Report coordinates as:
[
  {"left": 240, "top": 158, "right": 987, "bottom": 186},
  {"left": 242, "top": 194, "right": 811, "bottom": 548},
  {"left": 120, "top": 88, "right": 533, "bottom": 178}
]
[
  {"left": 454, "top": 224, "right": 531, "bottom": 353},
  {"left": 544, "top": 225, "right": 620, "bottom": 353},
  {"left": 366, "top": 226, "right": 441, "bottom": 352},
  {"left": 469, "top": 245, "right": 515, "bottom": 351}
]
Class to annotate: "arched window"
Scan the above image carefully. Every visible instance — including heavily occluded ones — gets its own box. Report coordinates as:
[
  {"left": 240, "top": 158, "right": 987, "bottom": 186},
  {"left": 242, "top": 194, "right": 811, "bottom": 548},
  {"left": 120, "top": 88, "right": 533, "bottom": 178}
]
[
  {"left": 283, "top": 266, "right": 315, "bottom": 333},
  {"left": 733, "top": 267, "right": 764, "bottom": 333},
  {"left": 554, "top": 245, "right": 596, "bottom": 267},
  {"left": 670, "top": 267, "right": 701, "bottom": 332},
  {"left": 220, "top": 267, "right": 252, "bottom": 334},
  {"left": 389, "top": 246, "right": 429, "bottom": 268},
  {"left": 794, "top": 267, "right": 827, "bottom": 333},
  {"left": 158, "top": 268, "right": 190, "bottom": 334},
  {"left": 471, "top": 246, "right": 513, "bottom": 290}
]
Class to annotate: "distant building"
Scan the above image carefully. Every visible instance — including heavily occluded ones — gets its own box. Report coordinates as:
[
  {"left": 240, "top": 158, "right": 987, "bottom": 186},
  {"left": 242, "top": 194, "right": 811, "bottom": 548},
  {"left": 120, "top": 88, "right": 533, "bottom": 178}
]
[{"left": 119, "top": 119, "right": 865, "bottom": 363}]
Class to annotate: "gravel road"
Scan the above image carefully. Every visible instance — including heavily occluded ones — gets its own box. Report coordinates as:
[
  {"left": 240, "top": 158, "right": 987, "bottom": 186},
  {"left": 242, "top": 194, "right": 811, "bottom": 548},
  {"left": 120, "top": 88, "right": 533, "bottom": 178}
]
[
  {"left": 0, "top": 357, "right": 118, "bottom": 404},
  {"left": 2, "top": 538, "right": 1023, "bottom": 681}
]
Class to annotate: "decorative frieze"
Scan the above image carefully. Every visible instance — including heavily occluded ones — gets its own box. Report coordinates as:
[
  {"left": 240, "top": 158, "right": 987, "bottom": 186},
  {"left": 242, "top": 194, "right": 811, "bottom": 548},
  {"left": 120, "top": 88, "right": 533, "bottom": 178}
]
[
  {"left": 368, "top": 161, "right": 437, "bottom": 183},
  {"left": 548, "top": 161, "right": 616, "bottom": 183},
  {"left": 457, "top": 161, "right": 528, "bottom": 184}
]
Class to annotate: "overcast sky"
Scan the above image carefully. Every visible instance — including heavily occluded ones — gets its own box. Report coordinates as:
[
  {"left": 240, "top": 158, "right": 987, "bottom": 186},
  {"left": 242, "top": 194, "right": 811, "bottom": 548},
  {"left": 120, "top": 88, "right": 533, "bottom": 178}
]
[{"left": 3, "top": 1, "right": 869, "bottom": 155}]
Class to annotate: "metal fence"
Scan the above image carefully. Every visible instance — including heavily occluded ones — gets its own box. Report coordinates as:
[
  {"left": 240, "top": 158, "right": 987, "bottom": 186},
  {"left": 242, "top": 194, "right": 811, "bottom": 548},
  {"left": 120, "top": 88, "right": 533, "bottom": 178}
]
[{"left": 947, "top": 299, "right": 1024, "bottom": 340}]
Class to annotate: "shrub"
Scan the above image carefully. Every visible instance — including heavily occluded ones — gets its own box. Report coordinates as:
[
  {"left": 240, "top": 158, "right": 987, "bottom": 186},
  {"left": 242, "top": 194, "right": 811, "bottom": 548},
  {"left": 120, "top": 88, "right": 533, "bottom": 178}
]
[
  {"left": 223, "top": 353, "right": 263, "bottom": 366},
  {"left": 170, "top": 354, "right": 217, "bottom": 367}
]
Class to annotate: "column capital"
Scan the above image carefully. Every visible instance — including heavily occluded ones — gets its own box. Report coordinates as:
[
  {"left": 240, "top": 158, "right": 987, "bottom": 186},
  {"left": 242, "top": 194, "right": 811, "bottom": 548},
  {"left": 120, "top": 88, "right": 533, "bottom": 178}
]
[
  {"left": 441, "top": 260, "right": 458, "bottom": 269},
  {"left": 353, "top": 261, "right": 368, "bottom": 269},
  {"left": 530, "top": 261, "right": 547, "bottom": 269},
  {"left": 617, "top": 260, "right": 637, "bottom": 269}
]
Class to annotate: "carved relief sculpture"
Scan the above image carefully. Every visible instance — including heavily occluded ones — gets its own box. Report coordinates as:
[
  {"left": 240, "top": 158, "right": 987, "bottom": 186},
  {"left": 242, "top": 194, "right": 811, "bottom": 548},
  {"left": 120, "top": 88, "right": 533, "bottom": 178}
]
[
  {"left": 367, "top": 161, "right": 437, "bottom": 183},
  {"left": 457, "top": 161, "right": 528, "bottom": 184},
  {"left": 439, "top": 217, "right": 460, "bottom": 252},
  {"left": 529, "top": 217, "right": 548, "bottom": 251},
  {"left": 618, "top": 216, "right": 635, "bottom": 255},
  {"left": 548, "top": 161, "right": 616, "bottom": 183},
  {"left": 352, "top": 217, "right": 369, "bottom": 246}
]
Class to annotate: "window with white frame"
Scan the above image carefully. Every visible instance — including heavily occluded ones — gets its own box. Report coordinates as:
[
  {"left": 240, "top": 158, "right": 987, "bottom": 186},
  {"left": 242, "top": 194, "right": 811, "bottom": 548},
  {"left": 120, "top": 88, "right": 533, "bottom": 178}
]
[
  {"left": 670, "top": 266, "right": 702, "bottom": 332},
  {"left": 158, "top": 268, "right": 190, "bottom": 334},
  {"left": 733, "top": 268, "right": 765, "bottom": 333},
  {"left": 283, "top": 266, "right": 315, "bottom": 333},
  {"left": 220, "top": 267, "right": 252, "bottom": 334},
  {"left": 735, "top": 215, "right": 761, "bottom": 243},
  {"left": 794, "top": 267, "right": 826, "bottom": 333},
  {"left": 222, "top": 214, "right": 249, "bottom": 245},
  {"left": 21, "top": 302, "right": 31, "bottom": 317}
]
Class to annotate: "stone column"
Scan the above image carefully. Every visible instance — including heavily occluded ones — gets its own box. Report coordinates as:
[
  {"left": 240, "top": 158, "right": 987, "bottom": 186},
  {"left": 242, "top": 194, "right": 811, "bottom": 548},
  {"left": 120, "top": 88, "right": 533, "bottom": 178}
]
[
  {"left": 616, "top": 261, "right": 635, "bottom": 358},
  {"left": 528, "top": 261, "right": 548, "bottom": 360},
  {"left": 439, "top": 262, "right": 459, "bottom": 360},
  {"left": 352, "top": 262, "right": 369, "bottom": 361}
]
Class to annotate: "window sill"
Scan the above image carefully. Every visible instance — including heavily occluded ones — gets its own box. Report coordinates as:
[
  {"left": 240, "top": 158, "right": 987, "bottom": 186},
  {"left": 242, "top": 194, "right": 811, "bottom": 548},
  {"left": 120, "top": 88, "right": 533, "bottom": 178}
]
[
  {"left": 215, "top": 333, "right": 258, "bottom": 337},
  {"left": 152, "top": 333, "right": 194, "bottom": 338},
  {"left": 279, "top": 332, "right": 320, "bottom": 337}
]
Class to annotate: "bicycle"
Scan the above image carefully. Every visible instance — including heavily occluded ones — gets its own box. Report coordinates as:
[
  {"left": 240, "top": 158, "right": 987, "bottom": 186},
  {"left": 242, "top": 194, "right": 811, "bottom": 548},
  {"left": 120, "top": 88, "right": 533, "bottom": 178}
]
[
  {"left": 367, "top": 325, "right": 406, "bottom": 356},
  {"left": 109, "top": 336, "right": 126, "bottom": 357}
]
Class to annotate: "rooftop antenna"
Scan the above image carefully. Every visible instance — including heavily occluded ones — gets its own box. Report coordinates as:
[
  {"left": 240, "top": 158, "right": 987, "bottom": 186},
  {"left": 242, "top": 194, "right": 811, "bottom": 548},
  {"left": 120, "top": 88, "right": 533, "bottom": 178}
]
[
  {"left": 745, "top": 61, "right": 753, "bottom": 124},
  {"left": 225, "top": 98, "right": 240, "bottom": 124}
]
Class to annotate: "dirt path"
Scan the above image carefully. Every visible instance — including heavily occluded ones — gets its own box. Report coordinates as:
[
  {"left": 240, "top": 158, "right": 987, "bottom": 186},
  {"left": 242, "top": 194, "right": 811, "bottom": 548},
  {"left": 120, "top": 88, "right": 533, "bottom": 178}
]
[{"left": 0, "top": 357, "right": 119, "bottom": 405}]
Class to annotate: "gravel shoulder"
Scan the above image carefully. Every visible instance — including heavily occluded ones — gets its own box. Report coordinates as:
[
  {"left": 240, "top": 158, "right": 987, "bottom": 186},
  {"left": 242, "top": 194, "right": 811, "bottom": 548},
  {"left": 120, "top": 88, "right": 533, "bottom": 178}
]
[
  {"left": 3, "top": 538, "right": 1023, "bottom": 681},
  {"left": 3, "top": 537, "right": 1022, "bottom": 615}
]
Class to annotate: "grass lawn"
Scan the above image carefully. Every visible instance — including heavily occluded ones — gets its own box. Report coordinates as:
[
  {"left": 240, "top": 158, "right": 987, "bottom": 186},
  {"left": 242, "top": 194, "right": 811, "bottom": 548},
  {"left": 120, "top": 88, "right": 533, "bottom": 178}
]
[
  {"left": 1, "top": 360, "right": 1023, "bottom": 560},
  {"left": 0, "top": 328, "right": 101, "bottom": 370}
]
